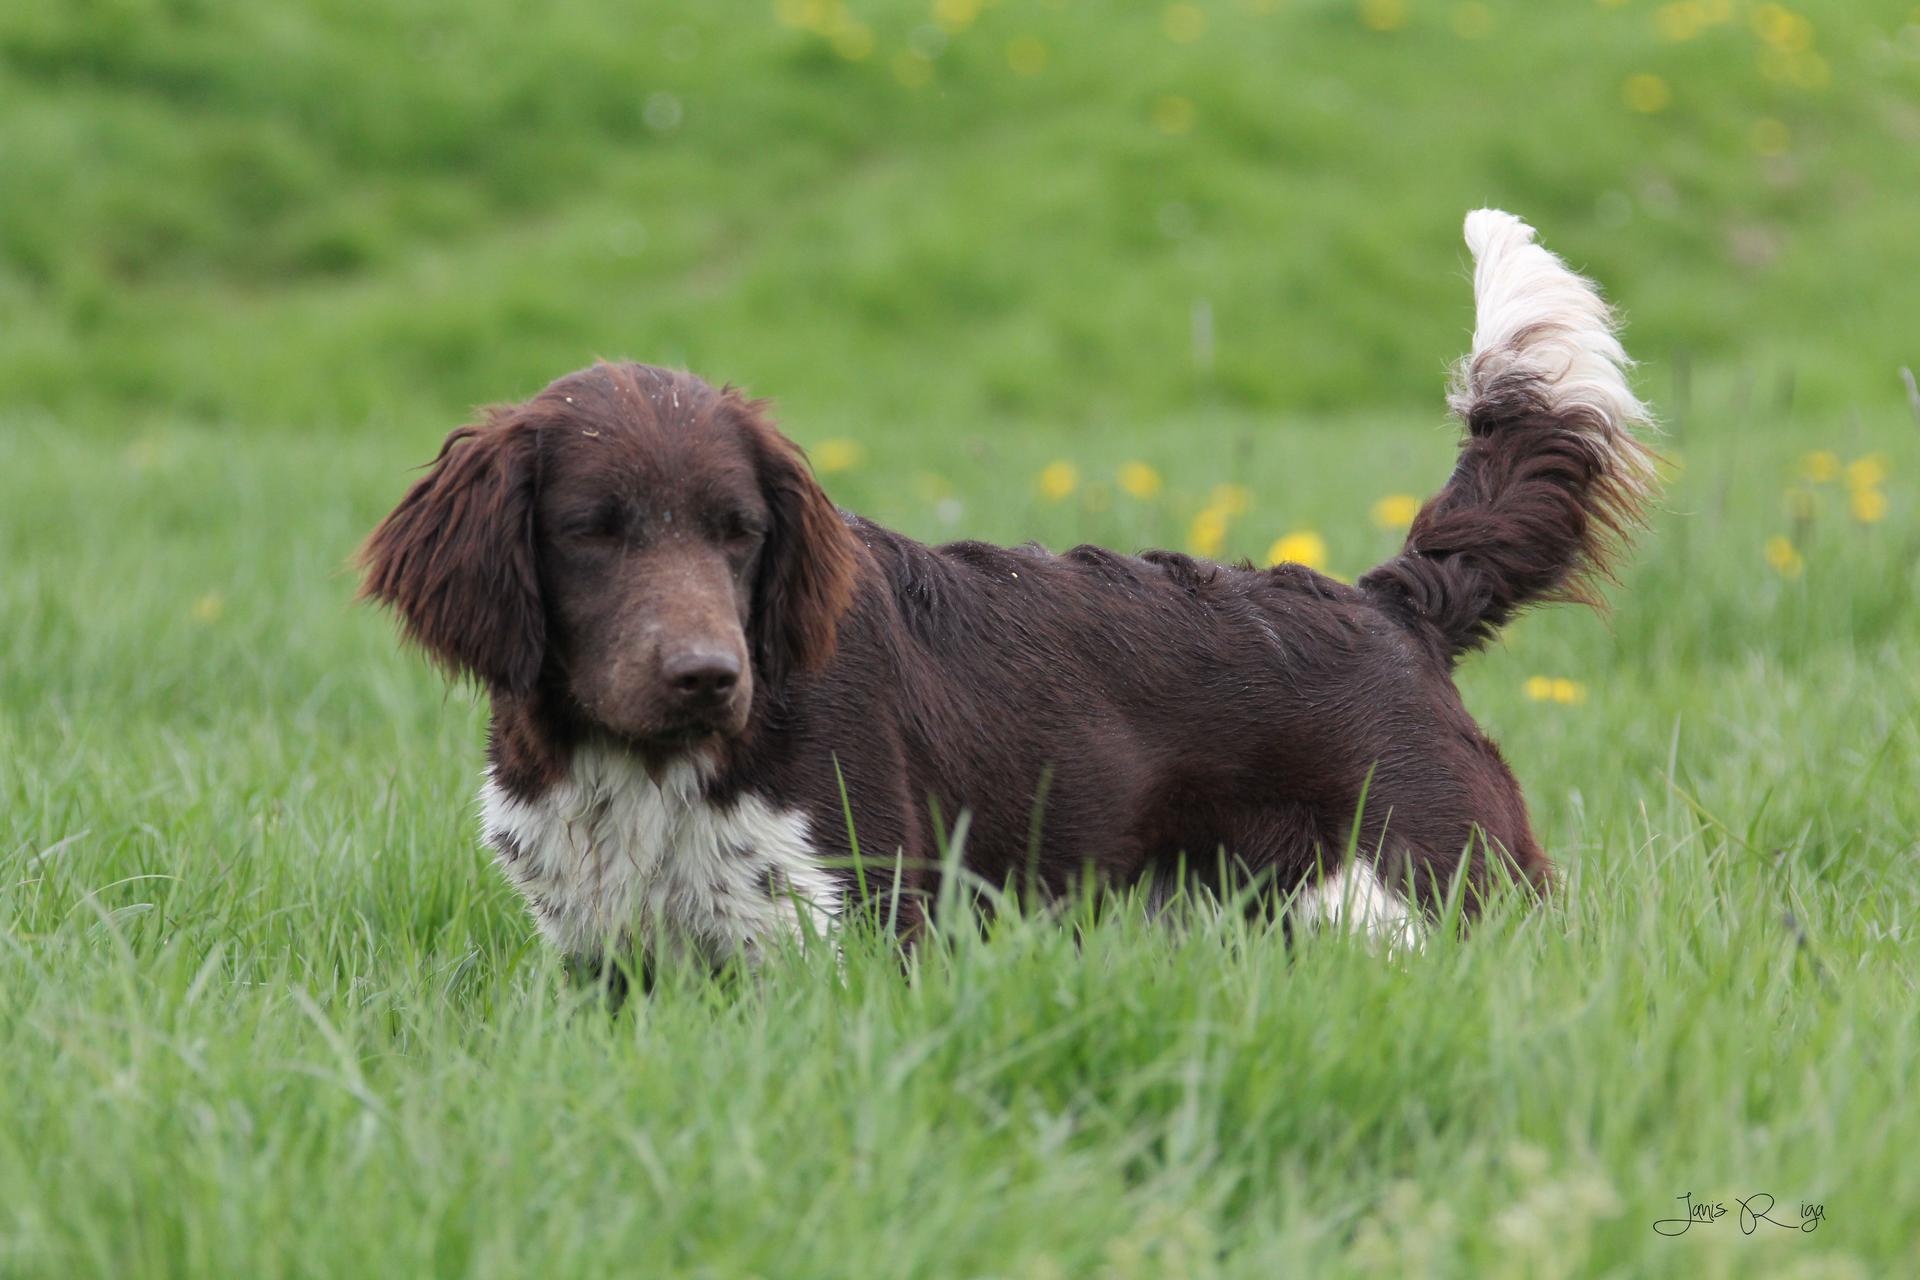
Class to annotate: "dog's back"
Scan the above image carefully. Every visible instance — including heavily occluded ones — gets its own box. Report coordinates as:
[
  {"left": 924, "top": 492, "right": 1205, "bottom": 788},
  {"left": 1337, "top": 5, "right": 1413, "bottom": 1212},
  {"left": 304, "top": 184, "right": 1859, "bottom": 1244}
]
[{"left": 780, "top": 210, "right": 1656, "bottom": 929}]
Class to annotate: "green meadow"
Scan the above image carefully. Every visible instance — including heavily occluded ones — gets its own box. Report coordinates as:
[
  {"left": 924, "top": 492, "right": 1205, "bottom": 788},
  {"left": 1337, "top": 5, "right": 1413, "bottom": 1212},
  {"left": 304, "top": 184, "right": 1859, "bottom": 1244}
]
[{"left": 4, "top": 1, "right": 1918, "bottom": 1275}]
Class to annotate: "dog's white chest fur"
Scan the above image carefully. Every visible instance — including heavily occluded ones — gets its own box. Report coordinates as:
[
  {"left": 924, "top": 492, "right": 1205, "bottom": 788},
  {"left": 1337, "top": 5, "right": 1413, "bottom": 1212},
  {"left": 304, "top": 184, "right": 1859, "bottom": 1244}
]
[{"left": 479, "top": 745, "right": 839, "bottom": 965}]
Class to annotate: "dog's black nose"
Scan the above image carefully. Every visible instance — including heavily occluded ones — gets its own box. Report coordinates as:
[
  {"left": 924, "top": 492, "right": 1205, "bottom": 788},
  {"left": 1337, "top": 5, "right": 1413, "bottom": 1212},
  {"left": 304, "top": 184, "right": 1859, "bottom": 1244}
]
[{"left": 663, "top": 649, "right": 741, "bottom": 702}]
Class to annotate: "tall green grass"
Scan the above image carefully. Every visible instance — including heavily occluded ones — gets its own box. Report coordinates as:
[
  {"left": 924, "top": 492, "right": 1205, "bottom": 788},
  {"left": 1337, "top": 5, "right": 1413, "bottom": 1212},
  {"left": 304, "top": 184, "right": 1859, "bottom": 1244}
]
[{"left": 5, "top": 1, "right": 1919, "bottom": 1275}]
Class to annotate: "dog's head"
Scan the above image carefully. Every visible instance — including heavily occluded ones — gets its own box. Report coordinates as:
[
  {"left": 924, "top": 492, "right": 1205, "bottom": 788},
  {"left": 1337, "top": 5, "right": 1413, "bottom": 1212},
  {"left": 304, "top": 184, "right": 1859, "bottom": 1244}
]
[{"left": 358, "top": 362, "right": 857, "bottom": 749}]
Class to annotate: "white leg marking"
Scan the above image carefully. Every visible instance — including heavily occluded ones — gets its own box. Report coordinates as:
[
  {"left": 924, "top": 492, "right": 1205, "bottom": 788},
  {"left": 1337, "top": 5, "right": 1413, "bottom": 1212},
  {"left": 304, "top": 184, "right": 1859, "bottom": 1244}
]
[{"left": 1293, "top": 862, "right": 1425, "bottom": 953}]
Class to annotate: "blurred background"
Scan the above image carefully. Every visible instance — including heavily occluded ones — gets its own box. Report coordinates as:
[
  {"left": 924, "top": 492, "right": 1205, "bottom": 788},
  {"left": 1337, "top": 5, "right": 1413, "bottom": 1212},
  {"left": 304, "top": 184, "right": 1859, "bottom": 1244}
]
[{"left": 5, "top": 1, "right": 1914, "bottom": 436}]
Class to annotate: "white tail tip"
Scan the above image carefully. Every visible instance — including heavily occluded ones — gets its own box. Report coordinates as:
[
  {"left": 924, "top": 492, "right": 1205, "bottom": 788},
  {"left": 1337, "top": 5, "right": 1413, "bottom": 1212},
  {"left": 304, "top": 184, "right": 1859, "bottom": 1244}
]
[{"left": 1451, "top": 208, "right": 1655, "bottom": 491}]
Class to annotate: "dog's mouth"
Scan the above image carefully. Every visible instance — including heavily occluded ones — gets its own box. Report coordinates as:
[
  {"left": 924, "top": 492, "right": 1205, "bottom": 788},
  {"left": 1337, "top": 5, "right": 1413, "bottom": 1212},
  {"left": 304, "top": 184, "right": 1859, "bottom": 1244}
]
[
  {"left": 630, "top": 711, "right": 750, "bottom": 755},
  {"left": 644, "top": 724, "right": 721, "bottom": 749}
]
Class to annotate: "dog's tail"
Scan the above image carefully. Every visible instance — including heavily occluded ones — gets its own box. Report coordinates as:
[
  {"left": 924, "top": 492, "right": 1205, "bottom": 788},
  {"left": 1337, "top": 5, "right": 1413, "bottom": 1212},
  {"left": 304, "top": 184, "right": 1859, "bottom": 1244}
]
[{"left": 1359, "top": 210, "right": 1656, "bottom": 662}]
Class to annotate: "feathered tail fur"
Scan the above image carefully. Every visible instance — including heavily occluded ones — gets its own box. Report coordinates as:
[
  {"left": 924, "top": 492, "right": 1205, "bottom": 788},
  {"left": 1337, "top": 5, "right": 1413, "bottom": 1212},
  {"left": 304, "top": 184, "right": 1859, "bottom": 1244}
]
[{"left": 1360, "top": 209, "right": 1657, "bottom": 661}]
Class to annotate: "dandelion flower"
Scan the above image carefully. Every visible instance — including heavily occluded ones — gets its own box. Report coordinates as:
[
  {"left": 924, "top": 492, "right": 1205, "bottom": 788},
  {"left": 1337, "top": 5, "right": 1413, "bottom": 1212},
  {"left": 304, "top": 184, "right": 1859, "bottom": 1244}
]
[
  {"left": 1764, "top": 534, "right": 1804, "bottom": 578},
  {"left": 1358, "top": 0, "right": 1407, "bottom": 33},
  {"left": 1798, "top": 449, "right": 1840, "bottom": 483},
  {"left": 1623, "top": 73, "right": 1673, "bottom": 113},
  {"left": 1188, "top": 506, "right": 1230, "bottom": 558},
  {"left": 830, "top": 20, "right": 875, "bottom": 60},
  {"left": 1752, "top": 3, "right": 1814, "bottom": 53},
  {"left": 775, "top": 0, "right": 830, "bottom": 31},
  {"left": 1370, "top": 493, "right": 1421, "bottom": 529},
  {"left": 1267, "top": 530, "right": 1328, "bottom": 571},
  {"left": 933, "top": 0, "right": 980, "bottom": 35},
  {"left": 1117, "top": 461, "right": 1164, "bottom": 499},
  {"left": 1845, "top": 453, "right": 1888, "bottom": 490},
  {"left": 1654, "top": 2, "right": 1705, "bottom": 42},
  {"left": 1523, "top": 676, "right": 1555, "bottom": 701},
  {"left": 1164, "top": 3, "right": 1208, "bottom": 42},
  {"left": 1209, "top": 483, "right": 1253, "bottom": 516},
  {"left": 1038, "top": 461, "right": 1079, "bottom": 501},
  {"left": 1850, "top": 487, "right": 1887, "bottom": 523},
  {"left": 1550, "top": 678, "right": 1587, "bottom": 705},
  {"left": 813, "top": 438, "right": 865, "bottom": 473}
]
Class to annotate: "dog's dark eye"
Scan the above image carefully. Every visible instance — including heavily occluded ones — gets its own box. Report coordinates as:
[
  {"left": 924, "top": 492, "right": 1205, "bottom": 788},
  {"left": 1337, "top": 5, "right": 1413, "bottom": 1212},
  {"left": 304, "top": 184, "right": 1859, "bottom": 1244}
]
[
  {"left": 568, "top": 500, "right": 630, "bottom": 545},
  {"left": 718, "top": 512, "right": 766, "bottom": 546}
]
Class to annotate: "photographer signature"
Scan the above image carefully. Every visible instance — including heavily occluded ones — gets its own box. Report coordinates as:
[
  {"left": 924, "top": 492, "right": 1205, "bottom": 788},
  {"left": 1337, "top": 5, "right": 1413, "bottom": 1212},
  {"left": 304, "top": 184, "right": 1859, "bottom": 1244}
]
[{"left": 1652, "top": 1192, "right": 1825, "bottom": 1236}]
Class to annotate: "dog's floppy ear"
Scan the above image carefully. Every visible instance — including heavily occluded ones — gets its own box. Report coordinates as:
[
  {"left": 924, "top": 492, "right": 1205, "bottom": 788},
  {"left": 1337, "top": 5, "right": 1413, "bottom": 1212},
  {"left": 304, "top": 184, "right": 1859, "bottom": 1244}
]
[
  {"left": 736, "top": 396, "right": 857, "bottom": 689},
  {"left": 357, "top": 410, "right": 544, "bottom": 694}
]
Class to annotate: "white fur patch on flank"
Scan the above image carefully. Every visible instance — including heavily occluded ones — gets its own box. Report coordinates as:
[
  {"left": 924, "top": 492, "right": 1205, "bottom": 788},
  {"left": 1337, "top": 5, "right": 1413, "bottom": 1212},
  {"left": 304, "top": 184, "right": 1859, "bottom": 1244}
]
[
  {"left": 479, "top": 745, "right": 840, "bottom": 966},
  {"left": 1292, "top": 861, "right": 1424, "bottom": 953},
  {"left": 1452, "top": 208, "right": 1656, "bottom": 497}
]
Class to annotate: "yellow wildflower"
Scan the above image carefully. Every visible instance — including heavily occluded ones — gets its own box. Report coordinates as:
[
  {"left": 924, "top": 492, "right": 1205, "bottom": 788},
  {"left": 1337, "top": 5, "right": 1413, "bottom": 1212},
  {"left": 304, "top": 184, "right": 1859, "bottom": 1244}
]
[
  {"left": 1267, "top": 530, "right": 1328, "bottom": 571},
  {"left": 1845, "top": 453, "right": 1888, "bottom": 490},
  {"left": 1209, "top": 483, "right": 1253, "bottom": 516},
  {"left": 1524, "top": 676, "right": 1555, "bottom": 702},
  {"left": 1623, "top": 73, "right": 1672, "bottom": 113},
  {"left": 1654, "top": 2, "right": 1704, "bottom": 42},
  {"left": 933, "top": 0, "right": 980, "bottom": 35},
  {"left": 1752, "top": 3, "right": 1814, "bottom": 53},
  {"left": 1798, "top": 450, "right": 1840, "bottom": 483},
  {"left": 813, "top": 438, "right": 865, "bottom": 473},
  {"left": 775, "top": 0, "right": 830, "bottom": 31},
  {"left": 1117, "top": 461, "right": 1164, "bottom": 500},
  {"left": 1850, "top": 487, "right": 1888, "bottom": 523},
  {"left": 1764, "top": 535, "right": 1804, "bottom": 578},
  {"left": 830, "top": 19, "right": 874, "bottom": 60},
  {"left": 1371, "top": 493, "right": 1422, "bottom": 529},
  {"left": 1550, "top": 678, "right": 1587, "bottom": 705},
  {"left": 1358, "top": 0, "right": 1407, "bottom": 32},
  {"left": 1188, "top": 507, "right": 1230, "bottom": 558},
  {"left": 1164, "top": 3, "right": 1208, "bottom": 42},
  {"left": 1038, "top": 461, "right": 1079, "bottom": 501}
]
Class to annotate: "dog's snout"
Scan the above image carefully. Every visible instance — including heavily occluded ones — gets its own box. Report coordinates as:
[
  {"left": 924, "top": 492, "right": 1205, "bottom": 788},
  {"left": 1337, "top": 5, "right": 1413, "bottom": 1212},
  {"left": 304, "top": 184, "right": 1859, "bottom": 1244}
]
[{"left": 663, "top": 648, "right": 742, "bottom": 703}]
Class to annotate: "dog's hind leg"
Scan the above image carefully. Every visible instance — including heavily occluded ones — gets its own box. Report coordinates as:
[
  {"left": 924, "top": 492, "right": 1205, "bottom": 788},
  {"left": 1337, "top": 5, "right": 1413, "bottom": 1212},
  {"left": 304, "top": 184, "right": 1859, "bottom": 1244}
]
[{"left": 1287, "top": 855, "right": 1427, "bottom": 953}]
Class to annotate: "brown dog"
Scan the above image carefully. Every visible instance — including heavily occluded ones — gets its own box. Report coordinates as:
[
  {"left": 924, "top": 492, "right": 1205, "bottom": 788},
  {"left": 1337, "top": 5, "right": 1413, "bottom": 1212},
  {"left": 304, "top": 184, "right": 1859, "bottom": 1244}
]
[{"left": 360, "top": 210, "right": 1654, "bottom": 982}]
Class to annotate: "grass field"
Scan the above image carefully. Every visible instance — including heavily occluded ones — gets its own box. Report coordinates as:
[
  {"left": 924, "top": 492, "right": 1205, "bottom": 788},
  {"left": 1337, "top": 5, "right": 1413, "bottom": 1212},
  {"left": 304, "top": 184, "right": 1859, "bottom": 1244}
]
[{"left": 5, "top": 1, "right": 1920, "bottom": 1276}]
